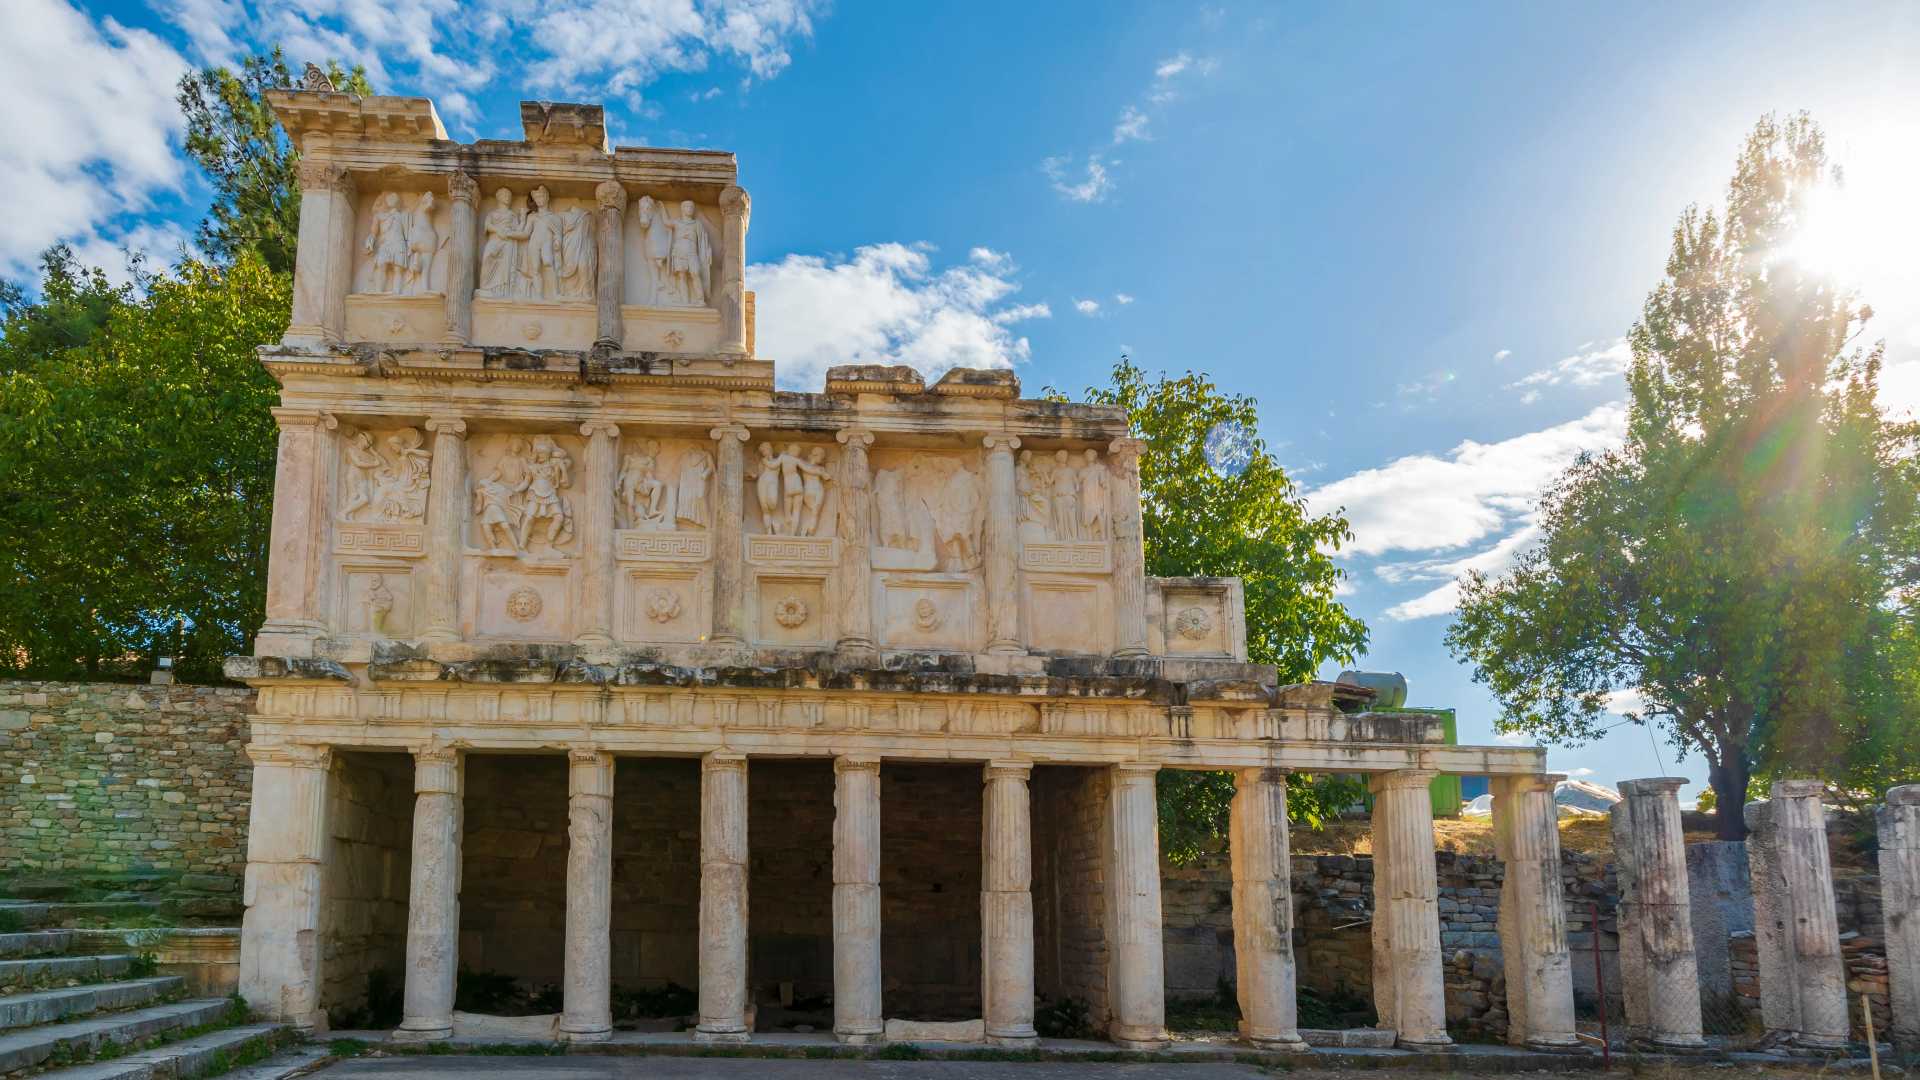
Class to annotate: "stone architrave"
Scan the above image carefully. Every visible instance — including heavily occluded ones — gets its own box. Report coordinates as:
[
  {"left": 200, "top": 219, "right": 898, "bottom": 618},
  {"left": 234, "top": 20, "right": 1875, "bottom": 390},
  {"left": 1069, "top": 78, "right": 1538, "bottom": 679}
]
[
  {"left": 832, "top": 756, "right": 882, "bottom": 1044},
  {"left": 1882, "top": 785, "right": 1920, "bottom": 1053},
  {"left": 698, "top": 752, "right": 750, "bottom": 1042},
  {"left": 1106, "top": 763, "right": 1167, "bottom": 1048},
  {"left": 574, "top": 422, "right": 621, "bottom": 652},
  {"left": 238, "top": 744, "right": 331, "bottom": 1030},
  {"left": 396, "top": 746, "right": 461, "bottom": 1042},
  {"left": 256, "top": 410, "right": 336, "bottom": 656},
  {"left": 982, "top": 761, "right": 1037, "bottom": 1046},
  {"left": 1229, "top": 768, "right": 1307, "bottom": 1051},
  {"left": 981, "top": 435, "right": 1022, "bottom": 654},
  {"left": 1746, "top": 780, "right": 1848, "bottom": 1049},
  {"left": 1610, "top": 778, "right": 1706, "bottom": 1049},
  {"left": 708, "top": 426, "right": 750, "bottom": 647},
  {"left": 1108, "top": 439, "right": 1149, "bottom": 658},
  {"left": 1491, "top": 774, "right": 1578, "bottom": 1049},
  {"left": 442, "top": 172, "right": 478, "bottom": 345},
  {"left": 833, "top": 429, "right": 876, "bottom": 653},
  {"left": 1369, "top": 769, "right": 1450, "bottom": 1048},
  {"left": 286, "top": 162, "right": 355, "bottom": 346},
  {"left": 718, "top": 186, "right": 750, "bottom": 352},
  {"left": 561, "top": 750, "right": 615, "bottom": 1042},
  {"left": 593, "top": 181, "right": 627, "bottom": 349},
  {"left": 418, "top": 418, "right": 467, "bottom": 644}
]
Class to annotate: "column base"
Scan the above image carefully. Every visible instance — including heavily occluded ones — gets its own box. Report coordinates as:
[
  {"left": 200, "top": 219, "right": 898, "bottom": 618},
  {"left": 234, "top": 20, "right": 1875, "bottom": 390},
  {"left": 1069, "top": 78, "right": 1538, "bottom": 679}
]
[
  {"left": 390, "top": 1023, "right": 452, "bottom": 1043},
  {"left": 1109, "top": 1035, "right": 1170, "bottom": 1051},
  {"left": 1394, "top": 1032, "right": 1454, "bottom": 1050},
  {"left": 1634, "top": 1032, "right": 1710, "bottom": 1052},
  {"left": 834, "top": 1031, "right": 884, "bottom": 1046},
  {"left": 558, "top": 1026, "right": 612, "bottom": 1044},
  {"left": 1521, "top": 1033, "right": 1586, "bottom": 1053},
  {"left": 1241, "top": 1024, "right": 1309, "bottom": 1052},
  {"left": 986, "top": 1031, "right": 1038, "bottom": 1048},
  {"left": 694, "top": 1027, "right": 751, "bottom": 1044}
]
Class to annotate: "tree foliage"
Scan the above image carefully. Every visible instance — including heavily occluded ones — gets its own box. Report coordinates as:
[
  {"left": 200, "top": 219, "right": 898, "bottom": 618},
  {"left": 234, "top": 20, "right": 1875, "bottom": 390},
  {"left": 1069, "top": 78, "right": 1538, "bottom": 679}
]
[
  {"left": 1078, "top": 358, "right": 1372, "bottom": 861},
  {"left": 1446, "top": 114, "right": 1920, "bottom": 834}
]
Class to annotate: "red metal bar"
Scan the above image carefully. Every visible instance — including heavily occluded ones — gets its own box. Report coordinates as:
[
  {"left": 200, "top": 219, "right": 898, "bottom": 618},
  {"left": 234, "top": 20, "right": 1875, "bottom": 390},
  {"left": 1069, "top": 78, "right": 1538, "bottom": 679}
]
[{"left": 1592, "top": 900, "right": 1610, "bottom": 1068}]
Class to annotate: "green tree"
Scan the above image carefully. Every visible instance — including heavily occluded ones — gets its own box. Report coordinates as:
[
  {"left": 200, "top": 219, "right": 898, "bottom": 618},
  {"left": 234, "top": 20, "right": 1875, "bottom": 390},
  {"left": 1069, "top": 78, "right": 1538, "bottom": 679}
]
[
  {"left": 1446, "top": 114, "right": 1920, "bottom": 836},
  {"left": 1079, "top": 358, "right": 1372, "bottom": 861},
  {"left": 178, "top": 50, "right": 371, "bottom": 272}
]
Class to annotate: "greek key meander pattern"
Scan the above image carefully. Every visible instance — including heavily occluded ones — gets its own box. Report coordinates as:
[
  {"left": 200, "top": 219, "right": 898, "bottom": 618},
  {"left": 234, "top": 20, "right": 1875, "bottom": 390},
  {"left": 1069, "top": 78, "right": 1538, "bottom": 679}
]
[
  {"left": 615, "top": 530, "right": 712, "bottom": 562},
  {"left": 1019, "top": 541, "right": 1112, "bottom": 573},
  {"left": 746, "top": 534, "right": 837, "bottom": 566},
  {"left": 334, "top": 525, "right": 427, "bottom": 556}
]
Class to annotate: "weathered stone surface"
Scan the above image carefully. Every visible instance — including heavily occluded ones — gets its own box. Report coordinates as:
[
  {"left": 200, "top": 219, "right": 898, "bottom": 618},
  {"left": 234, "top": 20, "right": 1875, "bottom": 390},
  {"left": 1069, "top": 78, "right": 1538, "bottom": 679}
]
[
  {"left": 1882, "top": 785, "right": 1920, "bottom": 1052},
  {"left": 1747, "top": 780, "right": 1848, "bottom": 1049},
  {"left": 1612, "top": 778, "right": 1706, "bottom": 1049},
  {"left": 883, "top": 1017, "right": 985, "bottom": 1042}
]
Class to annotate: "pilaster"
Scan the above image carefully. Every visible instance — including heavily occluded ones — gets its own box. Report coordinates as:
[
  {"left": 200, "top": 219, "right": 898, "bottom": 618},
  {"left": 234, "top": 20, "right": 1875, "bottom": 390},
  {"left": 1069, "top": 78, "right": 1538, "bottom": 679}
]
[
  {"left": 1747, "top": 780, "right": 1848, "bottom": 1049},
  {"left": 718, "top": 186, "right": 751, "bottom": 353},
  {"left": 1610, "top": 777, "right": 1706, "bottom": 1048},
  {"left": 238, "top": 743, "right": 332, "bottom": 1030},
  {"left": 1369, "top": 769, "right": 1450, "bottom": 1048},
  {"left": 286, "top": 161, "right": 354, "bottom": 347},
  {"left": 982, "top": 435, "right": 1023, "bottom": 655},
  {"left": 832, "top": 756, "right": 883, "bottom": 1044},
  {"left": 697, "top": 751, "right": 750, "bottom": 1041},
  {"left": 441, "top": 172, "right": 477, "bottom": 346},
  {"left": 1108, "top": 438, "right": 1149, "bottom": 658},
  {"left": 418, "top": 418, "right": 467, "bottom": 645},
  {"left": 1492, "top": 774, "right": 1577, "bottom": 1049},
  {"left": 834, "top": 429, "right": 877, "bottom": 653},
  {"left": 574, "top": 422, "right": 621, "bottom": 652},
  {"left": 1106, "top": 763, "right": 1167, "bottom": 1048},
  {"left": 1230, "top": 767, "right": 1306, "bottom": 1051},
  {"left": 257, "top": 408, "right": 336, "bottom": 656},
  {"left": 396, "top": 745, "right": 462, "bottom": 1042},
  {"left": 708, "top": 425, "right": 751, "bottom": 648},
  {"left": 593, "top": 181, "right": 627, "bottom": 349},
  {"left": 561, "top": 749, "right": 615, "bottom": 1042}
]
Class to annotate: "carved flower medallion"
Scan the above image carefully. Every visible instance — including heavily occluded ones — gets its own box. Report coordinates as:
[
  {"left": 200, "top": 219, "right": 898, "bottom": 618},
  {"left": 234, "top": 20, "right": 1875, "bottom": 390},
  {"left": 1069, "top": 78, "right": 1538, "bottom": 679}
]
[
  {"left": 523, "top": 322, "right": 543, "bottom": 342},
  {"left": 505, "top": 586, "right": 544, "bottom": 622},
  {"left": 645, "top": 587, "right": 682, "bottom": 624},
  {"left": 912, "top": 597, "right": 942, "bottom": 631},
  {"left": 664, "top": 330, "right": 685, "bottom": 349},
  {"left": 1174, "top": 605, "right": 1213, "bottom": 641},
  {"left": 773, "top": 595, "right": 810, "bottom": 629}
]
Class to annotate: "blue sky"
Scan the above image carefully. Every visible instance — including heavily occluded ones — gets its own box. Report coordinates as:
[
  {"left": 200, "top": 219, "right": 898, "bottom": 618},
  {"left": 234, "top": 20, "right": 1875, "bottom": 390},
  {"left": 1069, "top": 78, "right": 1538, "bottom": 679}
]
[{"left": 13, "top": 0, "right": 1920, "bottom": 803}]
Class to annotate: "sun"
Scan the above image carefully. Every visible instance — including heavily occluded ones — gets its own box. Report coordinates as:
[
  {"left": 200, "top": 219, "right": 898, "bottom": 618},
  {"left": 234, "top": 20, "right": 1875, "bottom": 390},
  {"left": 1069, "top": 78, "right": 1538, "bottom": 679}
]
[{"left": 1773, "top": 128, "right": 1920, "bottom": 310}]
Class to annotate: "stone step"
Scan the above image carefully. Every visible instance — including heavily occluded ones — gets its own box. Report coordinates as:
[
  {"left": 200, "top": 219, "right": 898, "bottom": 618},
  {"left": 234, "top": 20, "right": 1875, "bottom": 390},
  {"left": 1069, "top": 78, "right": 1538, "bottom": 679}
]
[
  {"left": 0, "top": 955, "right": 133, "bottom": 988},
  {"left": 0, "top": 931, "right": 72, "bottom": 959},
  {"left": 40, "top": 903, "right": 171, "bottom": 929},
  {"left": 0, "top": 998, "right": 230, "bottom": 1075},
  {"left": 33, "top": 1022, "right": 285, "bottom": 1080},
  {"left": 0, "top": 905, "right": 51, "bottom": 931},
  {"left": 0, "top": 977, "right": 183, "bottom": 1032}
]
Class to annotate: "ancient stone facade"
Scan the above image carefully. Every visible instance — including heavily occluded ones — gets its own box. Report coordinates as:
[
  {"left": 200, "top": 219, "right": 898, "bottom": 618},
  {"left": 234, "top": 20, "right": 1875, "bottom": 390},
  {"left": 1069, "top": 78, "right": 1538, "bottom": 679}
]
[{"left": 224, "top": 88, "right": 1562, "bottom": 1048}]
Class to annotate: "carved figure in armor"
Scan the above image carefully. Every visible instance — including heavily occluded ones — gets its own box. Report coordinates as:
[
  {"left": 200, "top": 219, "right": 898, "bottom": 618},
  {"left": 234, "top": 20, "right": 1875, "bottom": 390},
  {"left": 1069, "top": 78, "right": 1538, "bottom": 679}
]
[
  {"left": 478, "top": 188, "right": 531, "bottom": 298},
  {"left": 1078, "top": 448, "right": 1110, "bottom": 540},
  {"left": 557, "top": 202, "right": 597, "bottom": 300},
  {"left": 342, "top": 430, "right": 385, "bottom": 520},
  {"left": 932, "top": 466, "right": 982, "bottom": 569},
  {"left": 796, "top": 447, "right": 834, "bottom": 537},
  {"left": 1049, "top": 449, "right": 1080, "bottom": 542},
  {"left": 617, "top": 440, "right": 669, "bottom": 530},
  {"left": 750, "top": 442, "right": 783, "bottom": 535},
  {"left": 666, "top": 200, "right": 712, "bottom": 306},
  {"left": 363, "top": 192, "right": 410, "bottom": 293},
  {"left": 526, "top": 186, "right": 563, "bottom": 300},
  {"left": 634, "top": 195, "right": 673, "bottom": 306},
  {"left": 472, "top": 467, "right": 524, "bottom": 553},
  {"left": 363, "top": 574, "right": 394, "bottom": 635},
  {"left": 517, "top": 435, "right": 574, "bottom": 550},
  {"left": 403, "top": 192, "right": 442, "bottom": 295},
  {"left": 676, "top": 448, "right": 714, "bottom": 529},
  {"left": 377, "top": 428, "right": 432, "bottom": 521}
]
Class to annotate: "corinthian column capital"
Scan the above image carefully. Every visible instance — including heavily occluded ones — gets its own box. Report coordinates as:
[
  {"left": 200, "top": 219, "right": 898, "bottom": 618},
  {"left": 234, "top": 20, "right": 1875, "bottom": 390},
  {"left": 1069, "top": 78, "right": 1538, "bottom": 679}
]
[
  {"left": 447, "top": 171, "right": 479, "bottom": 206},
  {"left": 296, "top": 160, "right": 353, "bottom": 194}
]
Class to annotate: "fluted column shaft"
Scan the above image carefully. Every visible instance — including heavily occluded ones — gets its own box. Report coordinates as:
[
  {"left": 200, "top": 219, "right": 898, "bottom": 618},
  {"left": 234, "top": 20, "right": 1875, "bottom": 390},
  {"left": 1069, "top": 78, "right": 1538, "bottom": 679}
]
[
  {"left": 983, "top": 761, "right": 1037, "bottom": 1045},
  {"left": 1106, "top": 763, "right": 1167, "bottom": 1048},
  {"left": 1747, "top": 779, "right": 1848, "bottom": 1049},
  {"left": 1108, "top": 438, "right": 1149, "bottom": 658},
  {"left": 833, "top": 756, "right": 883, "bottom": 1044},
  {"left": 441, "top": 172, "right": 477, "bottom": 346},
  {"left": 718, "top": 187, "right": 751, "bottom": 353},
  {"left": 593, "top": 181, "right": 627, "bottom": 349},
  {"left": 708, "top": 426, "right": 750, "bottom": 647},
  {"left": 1230, "top": 768, "right": 1306, "bottom": 1050},
  {"left": 698, "top": 752, "right": 750, "bottom": 1041},
  {"left": 396, "top": 747, "right": 462, "bottom": 1041},
  {"left": 258, "top": 409, "right": 336, "bottom": 655},
  {"left": 286, "top": 162, "right": 354, "bottom": 346},
  {"left": 1492, "top": 774, "right": 1578, "bottom": 1049},
  {"left": 835, "top": 429, "right": 876, "bottom": 652},
  {"left": 1369, "top": 769, "right": 1450, "bottom": 1048},
  {"left": 574, "top": 422, "right": 621, "bottom": 651},
  {"left": 1610, "top": 777, "right": 1705, "bottom": 1048},
  {"left": 238, "top": 744, "right": 332, "bottom": 1030},
  {"left": 561, "top": 750, "right": 615, "bottom": 1041},
  {"left": 418, "top": 418, "right": 467, "bottom": 644},
  {"left": 1882, "top": 785, "right": 1920, "bottom": 1054},
  {"left": 982, "top": 436, "right": 1023, "bottom": 655}
]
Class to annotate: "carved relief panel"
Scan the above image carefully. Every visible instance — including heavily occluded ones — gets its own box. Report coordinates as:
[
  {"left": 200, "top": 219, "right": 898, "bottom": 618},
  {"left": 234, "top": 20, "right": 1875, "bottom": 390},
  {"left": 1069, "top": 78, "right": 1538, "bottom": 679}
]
[
  {"left": 334, "top": 425, "right": 430, "bottom": 557},
  {"left": 339, "top": 566, "right": 414, "bottom": 638},
  {"left": 867, "top": 448, "right": 983, "bottom": 573},
  {"left": 346, "top": 190, "right": 454, "bottom": 342},
  {"left": 611, "top": 435, "right": 714, "bottom": 646},
  {"left": 465, "top": 432, "right": 584, "bottom": 558},
  {"left": 1016, "top": 447, "right": 1113, "bottom": 574},
  {"left": 622, "top": 197, "right": 719, "bottom": 309}
]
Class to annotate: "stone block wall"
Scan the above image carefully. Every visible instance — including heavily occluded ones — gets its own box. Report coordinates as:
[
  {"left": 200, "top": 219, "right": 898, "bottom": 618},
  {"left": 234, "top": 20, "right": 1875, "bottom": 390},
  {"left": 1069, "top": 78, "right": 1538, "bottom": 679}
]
[
  {"left": 320, "top": 751, "right": 413, "bottom": 1015},
  {"left": 612, "top": 758, "right": 702, "bottom": 989},
  {"left": 460, "top": 754, "right": 572, "bottom": 985},
  {"left": 0, "top": 682, "right": 254, "bottom": 878},
  {"left": 1728, "top": 865, "right": 1890, "bottom": 1041},
  {"left": 1034, "top": 765, "right": 1112, "bottom": 1028},
  {"left": 747, "top": 760, "right": 834, "bottom": 1002},
  {"left": 880, "top": 763, "right": 984, "bottom": 1019}
]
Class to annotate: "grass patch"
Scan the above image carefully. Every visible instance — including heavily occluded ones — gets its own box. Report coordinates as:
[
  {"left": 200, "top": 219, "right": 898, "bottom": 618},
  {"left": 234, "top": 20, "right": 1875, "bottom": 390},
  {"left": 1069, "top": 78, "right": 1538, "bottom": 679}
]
[
  {"left": 329, "top": 1037, "right": 371, "bottom": 1057},
  {"left": 0, "top": 908, "right": 26, "bottom": 933},
  {"left": 875, "top": 1042, "right": 925, "bottom": 1060}
]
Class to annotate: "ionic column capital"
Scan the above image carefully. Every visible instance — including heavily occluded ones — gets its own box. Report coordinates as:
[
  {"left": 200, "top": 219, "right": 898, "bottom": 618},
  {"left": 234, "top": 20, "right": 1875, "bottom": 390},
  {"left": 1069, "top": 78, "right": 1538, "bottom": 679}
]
[
  {"left": 1108, "top": 436, "right": 1145, "bottom": 462},
  {"left": 1370, "top": 768, "right": 1438, "bottom": 793},
  {"left": 834, "top": 754, "right": 882, "bottom": 775},
  {"left": 981, "top": 433, "right": 1021, "bottom": 454},
  {"left": 984, "top": 760, "right": 1033, "bottom": 782},
  {"left": 1113, "top": 762, "right": 1161, "bottom": 784},
  {"left": 579, "top": 421, "right": 622, "bottom": 440},
  {"left": 720, "top": 185, "right": 751, "bottom": 219},
  {"left": 703, "top": 750, "right": 748, "bottom": 772},
  {"left": 248, "top": 742, "right": 333, "bottom": 770},
  {"left": 270, "top": 407, "right": 338, "bottom": 431},
  {"left": 424, "top": 416, "right": 468, "bottom": 438},
  {"left": 569, "top": 749, "right": 615, "bottom": 797},
  {"left": 296, "top": 160, "right": 353, "bottom": 194},
  {"left": 412, "top": 746, "right": 460, "bottom": 793},
  {"left": 835, "top": 427, "right": 876, "bottom": 448},
  {"left": 595, "top": 180, "right": 628, "bottom": 212},
  {"left": 447, "top": 171, "right": 479, "bottom": 206},
  {"left": 710, "top": 424, "right": 750, "bottom": 443}
]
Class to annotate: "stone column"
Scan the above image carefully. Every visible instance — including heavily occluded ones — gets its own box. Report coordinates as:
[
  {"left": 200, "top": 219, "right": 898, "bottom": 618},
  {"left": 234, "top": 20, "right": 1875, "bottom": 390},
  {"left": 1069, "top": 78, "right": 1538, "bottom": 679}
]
[
  {"left": 257, "top": 409, "right": 337, "bottom": 656},
  {"left": 573, "top": 422, "right": 621, "bottom": 652},
  {"left": 832, "top": 756, "right": 883, "bottom": 1044},
  {"left": 441, "top": 172, "right": 477, "bottom": 346},
  {"left": 561, "top": 750, "right": 615, "bottom": 1042},
  {"left": 593, "top": 181, "right": 627, "bottom": 350},
  {"left": 834, "top": 429, "right": 876, "bottom": 654},
  {"left": 418, "top": 418, "right": 468, "bottom": 645},
  {"left": 1369, "top": 769, "right": 1450, "bottom": 1048},
  {"left": 1610, "top": 777, "right": 1705, "bottom": 1048},
  {"left": 396, "top": 746, "right": 462, "bottom": 1042},
  {"left": 1108, "top": 438, "right": 1149, "bottom": 659},
  {"left": 718, "top": 186, "right": 751, "bottom": 353},
  {"left": 982, "top": 761, "right": 1037, "bottom": 1046},
  {"left": 1230, "top": 768, "right": 1306, "bottom": 1051},
  {"left": 698, "top": 751, "right": 750, "bottom": 1042},
  {"left": 286, "top": 161, "right": 354, "bottom": 347},
  {"left": 238, "top": 743, "right": 331, "bottom": 1030},
  {"left": 1106, "top": 763, "right": 1167, "bottom": 1048},
  {"left": 1492, "top": 774, "right": 1578, "bottom": 1049},
  {"left": 708, "top": 425, "right": 750, "bottom": 648},
  {"left": 1746, "top": 779, "right": 1848, "bottom": 1049},
  {"left": 1881, "top": 785, "right": 1920, "bottom": 1054},
  {"left": 982, "top": 435, "right": 1023, "bottom": 655}
]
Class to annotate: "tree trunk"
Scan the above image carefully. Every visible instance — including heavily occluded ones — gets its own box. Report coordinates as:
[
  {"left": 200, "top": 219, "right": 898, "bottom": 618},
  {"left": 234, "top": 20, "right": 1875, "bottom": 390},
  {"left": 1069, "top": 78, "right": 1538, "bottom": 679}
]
[{"left": 1707, "top": 753, "right": 1750, "bottom": 840}]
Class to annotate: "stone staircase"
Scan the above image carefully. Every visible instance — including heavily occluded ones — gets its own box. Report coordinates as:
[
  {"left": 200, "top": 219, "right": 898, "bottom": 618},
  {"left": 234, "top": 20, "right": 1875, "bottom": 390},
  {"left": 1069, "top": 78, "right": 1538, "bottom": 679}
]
[{"left": 0, "top": 905, "right": 297, "bottom": 1079}]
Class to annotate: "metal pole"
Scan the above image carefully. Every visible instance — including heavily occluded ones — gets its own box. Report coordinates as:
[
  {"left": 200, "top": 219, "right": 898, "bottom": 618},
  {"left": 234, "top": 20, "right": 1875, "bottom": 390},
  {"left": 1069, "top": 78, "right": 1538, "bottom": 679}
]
[
  {"left": 1865, "top": 992, "right": 1880, "bottom": 1080},
  {"left": 1592, "top": 900, "right": 1609, "bottom": 1068}
]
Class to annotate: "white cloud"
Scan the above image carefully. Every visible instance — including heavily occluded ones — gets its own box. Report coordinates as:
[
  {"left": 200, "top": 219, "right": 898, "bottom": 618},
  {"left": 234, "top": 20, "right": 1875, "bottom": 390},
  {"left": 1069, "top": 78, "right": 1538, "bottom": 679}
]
[
  {"left": 1507, "top": 339, "right": 1631, "bottom": 403},
  {"left": 747, "top": 243, "right": 1039, "bottom": 391},
  {"left": 1566, "top": 767, "right": 1597, "bottom": 778},
  {"left": 1880, "top": 359, "right": 1920, "bottom": 421},
  {"left": 0, "top": 0, "right": 190, "bottom": 275},
  {"left": 1042, "top": 155, "right": 1112, "bottom": 203},
  {"left": 1605, "top": 688, "right": 1646, "bottom": 717},
  {"left": 1493, "top": 348, "right": 1512, "bottom": 362},
  {"left": 1379, "top": 523, "right": 1541, "bottom": 621},
  {"left": 66, "top": 221, "right": 198, "bottom": 287},
  {"left": 1154, "top": 53, "right": 1193, "bottom": 81},
  {"left": 1114, "top": 292, "right": 1135, "bottom": 305},
  {"left": 1112, "top": 106, "right": 1150, "bottom": 144},
  {"left": 1073, "top": 298, "right": 1101, "bottom": 316},
  {"left": 968, "top": 247, "right": 1012, "bottom": 270}
]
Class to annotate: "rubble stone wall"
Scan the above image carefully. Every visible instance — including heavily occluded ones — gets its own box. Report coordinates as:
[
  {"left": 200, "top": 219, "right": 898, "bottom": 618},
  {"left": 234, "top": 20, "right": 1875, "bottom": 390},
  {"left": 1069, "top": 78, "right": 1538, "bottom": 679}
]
[
  {"left": 1034, "top": 765, "right": 1114, "bottom": 1029},
  {"left": 879, "top": 763, "right": 984, "bottom": 1019},
  {"left": 321, "top": 750, "right": 413, "bottom": 1017}
]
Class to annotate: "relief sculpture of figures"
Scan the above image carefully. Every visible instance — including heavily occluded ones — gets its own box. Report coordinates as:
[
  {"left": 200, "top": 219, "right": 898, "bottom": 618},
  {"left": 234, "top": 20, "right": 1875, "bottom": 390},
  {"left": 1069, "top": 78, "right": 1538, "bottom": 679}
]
[
  {"left": 676, "top": 448, "right": 714, "bottom": 529},
  {"left": 617, "top": 440, "right": 671, "bottom": 531},
  {"left": 518, "top": 435, "right": 574, "bottom": 550},
  {"left": 1078, "top": 448, "right": 1110, "bottom": 540},
  {"left": 557, "top": 199, "right": 597, "bottom": 300},
  {"left": 872, "top": 457, "right": 981, "bottom": 571},
  {"left": 633, "top": 197, "right": 712, "bottom": 308},
  {"left": 474, "top": 187, "right": 595, "bottom": 302},
  {"left": 526, "top": 186, "right": 562, "bottom": 300},
  {"left": 1019, "top": 447, "right": 1108, "bottom": 544},
  {"left": 342, "top": 428, "right": 430, "bottom": 522},
  {"left": 477, "top": 188, "right": 531, "bottom": 299},
  {"left": 470, "top": 435, "right": 574, "bottom": 555},
  {"left": 746, "top": 442, "right": 833, "bottom": 537},
  {"left": 361, "top": 192, "right": 446, "bottom": 296},
  {"left": 404, "top": 192, "right": 440, "bottom": 295}
]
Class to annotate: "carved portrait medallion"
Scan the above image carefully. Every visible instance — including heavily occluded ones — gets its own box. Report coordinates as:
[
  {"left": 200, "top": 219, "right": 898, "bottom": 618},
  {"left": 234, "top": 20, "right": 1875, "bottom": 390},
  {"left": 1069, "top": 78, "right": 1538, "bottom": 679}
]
[{"left": 505, "top": 586, "right": 544, "bottom": 622}]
